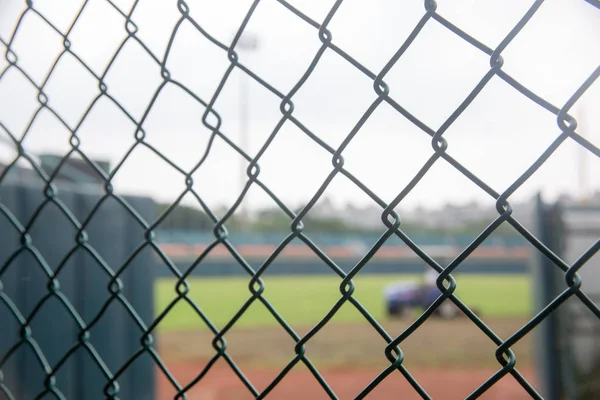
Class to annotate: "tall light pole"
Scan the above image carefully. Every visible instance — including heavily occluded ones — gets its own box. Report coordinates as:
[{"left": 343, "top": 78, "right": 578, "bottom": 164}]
[{"left": 237, "top": 34, "right": 258, "bottom": 228}]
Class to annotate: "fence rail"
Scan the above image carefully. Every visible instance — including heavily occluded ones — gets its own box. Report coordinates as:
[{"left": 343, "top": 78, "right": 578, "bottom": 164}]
[{"left": 1, "top": 0, "right": 600, "bottom": 399}]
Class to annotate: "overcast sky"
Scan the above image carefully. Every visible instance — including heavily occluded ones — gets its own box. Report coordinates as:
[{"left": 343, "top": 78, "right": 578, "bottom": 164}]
[{"left": 0, "top": 0, "right": 599, "bottom": 215}]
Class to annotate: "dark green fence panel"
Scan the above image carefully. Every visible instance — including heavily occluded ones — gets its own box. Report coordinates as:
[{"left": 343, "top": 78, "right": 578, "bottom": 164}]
[
  {"left": 0, "top": 182, "right": 23, "bottom": 399},
  {"left": 0, "top": 182, "right": 156, "bottom": 400}
]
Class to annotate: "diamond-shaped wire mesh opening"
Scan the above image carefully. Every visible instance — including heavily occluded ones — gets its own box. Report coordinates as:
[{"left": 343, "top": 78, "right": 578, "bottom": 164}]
[
  {"left": 103, "top": 39, "right": 163, "bottom": 121},
  {"left": 165, "top": 19, "right": 230, "bottom": 101},
  {"left": 442, "top": 76, "right": 561, "bottom": 194},
  {"left": 383, "top": 17, "right": 491, "bottom": 130},
  {"left": 255, "top": 266, "right": 345, "bottom": 330},
  {"left": 213, "top": 300, "right": 301, "bottom": 378},
  {"left": 303, "top": 299, "right": 391, "bottom": 370},
  {"left": 341, "top": 102, "right": 433, "bottom": 204},
  {"left": 326, "top": 0, "right": 425, "bottom": 73},
  {"left": 0, "top": 68, "right": 40, "bottom": 137},
  {"left": 2, "top": 0, "right": 600, "bottom": 399},
  {"left": 188, "top": 135, "right": 251, "bottom": 207},
  {"left": 141, "top": 84, "right": 214, "bottom": 172},
  {"left": 289, "top": 48, "right": 377, "bottom": 150},
  {"left": 238, "top": 1, "right": 324, "bottom": 94},
  {"left": 20, "top": 108, "right": 72, "bottom": 158},
  {"left": 256, "top": 122, "right": 333, "bottom": 206},
  {"left": 209, "top": 67, "right": 285, "bottom": 153},
  {"left": 26, "top": 200, "right": 78, "bottom": 260},
  {"left": 500, "top": 0, "right": 600, "bottom": 106},
  {"left": 66, "top": 0, "right": 129, "bottom": 76},
  {"left": 8, "top": 11, "right": 64, "bottom": 86},
  {"left": 42, "top": 52, "right": 100, "bottom": 129},
  {"left": 75, "top": 96, "right": 138, "bottom": 163},
  {"left": 129, "top": 0, "right": 182, "bottom": 57}
]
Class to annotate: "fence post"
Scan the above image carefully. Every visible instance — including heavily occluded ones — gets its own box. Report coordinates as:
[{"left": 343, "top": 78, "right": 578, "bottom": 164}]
[{"left": 532, "top": 194, "right": 564, "bottom": 400}]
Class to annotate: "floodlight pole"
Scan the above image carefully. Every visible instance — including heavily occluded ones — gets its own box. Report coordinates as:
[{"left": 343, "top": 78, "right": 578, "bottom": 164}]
[{"left": 237, "top": 34, "right": 258, "bottom": 229}]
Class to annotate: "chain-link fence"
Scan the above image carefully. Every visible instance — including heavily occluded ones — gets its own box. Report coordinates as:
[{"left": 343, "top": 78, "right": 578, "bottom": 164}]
[{"left": 1, "top": 0, "right": 600, "bottom": 399}]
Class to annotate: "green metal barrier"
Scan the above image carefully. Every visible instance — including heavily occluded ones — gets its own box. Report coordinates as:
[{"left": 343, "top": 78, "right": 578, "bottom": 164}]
[{"left": 0, "top": 182, "right": 156, "bottom": 399}]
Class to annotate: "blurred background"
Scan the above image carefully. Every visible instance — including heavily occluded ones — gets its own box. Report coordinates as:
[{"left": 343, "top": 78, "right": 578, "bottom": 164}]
[{"left": 0, "top": 0, "right": 599, "bottom": 399}]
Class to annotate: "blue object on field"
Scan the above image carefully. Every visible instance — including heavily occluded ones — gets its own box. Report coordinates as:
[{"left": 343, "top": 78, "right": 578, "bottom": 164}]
[{"left": 383, "top": 281, "right": 441, "bottom": 314}]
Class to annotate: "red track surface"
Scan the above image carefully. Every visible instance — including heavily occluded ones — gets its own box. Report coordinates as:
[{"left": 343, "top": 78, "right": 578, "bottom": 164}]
[{"left": 159, "top": 361, "right": 536, "bottom": 399}]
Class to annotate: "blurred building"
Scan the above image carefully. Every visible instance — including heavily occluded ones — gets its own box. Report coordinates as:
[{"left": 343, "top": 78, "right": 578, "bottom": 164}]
[
  {"left": 0, "top": 153, "right": 109, "bottom": 188},
  {"left": 332, "top": 199, "right": 537, "bottom": 234}
]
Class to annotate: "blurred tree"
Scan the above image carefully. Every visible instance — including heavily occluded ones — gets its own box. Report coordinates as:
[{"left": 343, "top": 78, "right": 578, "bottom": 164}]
[
  {"left": 156, "top": 203, "right": 213, "bottom": 231},
  {"left": 154, "top": 203, "right": 519, "bottom": 236}
]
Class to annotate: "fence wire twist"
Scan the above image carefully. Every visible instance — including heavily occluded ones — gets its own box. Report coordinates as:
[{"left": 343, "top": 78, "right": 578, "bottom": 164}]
[{"left": 1, "top": 0, "right": 600, "bottom": 399}]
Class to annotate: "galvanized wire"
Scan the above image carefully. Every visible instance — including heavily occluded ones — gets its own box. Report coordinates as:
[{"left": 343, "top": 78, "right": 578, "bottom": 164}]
[{"left": 1, "top": 0, "right": 600, "bottom": 399}]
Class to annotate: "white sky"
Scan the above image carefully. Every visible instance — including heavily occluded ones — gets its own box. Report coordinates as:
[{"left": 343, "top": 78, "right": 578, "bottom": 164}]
[{"left": 0, "top": 0, "right": 599, "bottom": 214}]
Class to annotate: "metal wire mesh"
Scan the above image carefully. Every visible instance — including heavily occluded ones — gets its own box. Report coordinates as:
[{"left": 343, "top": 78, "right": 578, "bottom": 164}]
[{"left": 1, "top": 0, "right": 600, "bottom": 399}]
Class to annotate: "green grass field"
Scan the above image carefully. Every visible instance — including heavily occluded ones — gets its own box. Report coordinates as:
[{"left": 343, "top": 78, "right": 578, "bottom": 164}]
[{"left": 154, "top": 274, "right": 531, "bottom": 332}]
